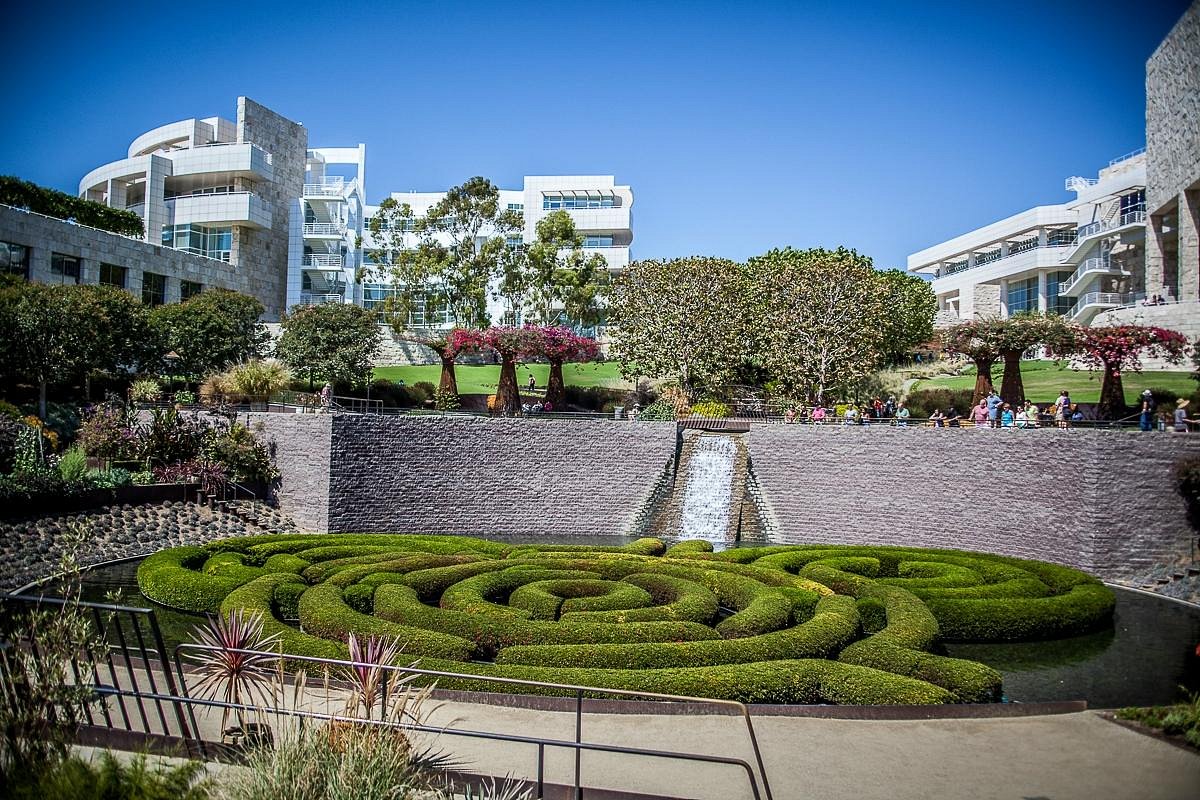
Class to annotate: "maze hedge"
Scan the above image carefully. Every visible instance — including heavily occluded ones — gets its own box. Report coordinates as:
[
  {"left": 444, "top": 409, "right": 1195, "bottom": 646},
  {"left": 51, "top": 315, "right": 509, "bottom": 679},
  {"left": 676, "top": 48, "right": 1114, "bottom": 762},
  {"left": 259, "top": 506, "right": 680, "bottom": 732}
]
[{"left": 137, "top": 535, "right": 1115, "bottom": 705}]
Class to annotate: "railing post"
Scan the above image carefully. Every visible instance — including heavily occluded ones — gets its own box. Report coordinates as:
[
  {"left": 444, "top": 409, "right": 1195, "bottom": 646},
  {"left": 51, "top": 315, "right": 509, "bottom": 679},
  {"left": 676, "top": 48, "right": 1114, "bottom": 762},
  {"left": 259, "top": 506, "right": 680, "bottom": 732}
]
[{"left": 575, "top": 689, "right": 583, "bottom": 800}]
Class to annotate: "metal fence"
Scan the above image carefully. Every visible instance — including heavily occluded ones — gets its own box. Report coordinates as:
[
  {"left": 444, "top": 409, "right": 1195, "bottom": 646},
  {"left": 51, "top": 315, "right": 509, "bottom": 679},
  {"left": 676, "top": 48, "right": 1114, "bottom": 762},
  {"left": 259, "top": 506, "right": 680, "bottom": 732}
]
[{"left": 1, "top": 594, "right": 773, "bottom": 800}]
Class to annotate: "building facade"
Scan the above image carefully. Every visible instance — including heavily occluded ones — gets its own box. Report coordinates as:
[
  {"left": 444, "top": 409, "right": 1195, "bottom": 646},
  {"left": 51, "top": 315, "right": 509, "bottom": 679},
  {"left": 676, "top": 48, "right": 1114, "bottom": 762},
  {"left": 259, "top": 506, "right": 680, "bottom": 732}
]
[
  {"left": 907, "top": 150, "right": 1147, "bottom": 326},
  {"left": 76, "top": 98, "right": 307, "bottom": 319},
  {"left": 909, "top": 2, "right": 1199, "bottom": 335},
  {"left": 357, "top": 175, "right": 634, "bottom": 329}
]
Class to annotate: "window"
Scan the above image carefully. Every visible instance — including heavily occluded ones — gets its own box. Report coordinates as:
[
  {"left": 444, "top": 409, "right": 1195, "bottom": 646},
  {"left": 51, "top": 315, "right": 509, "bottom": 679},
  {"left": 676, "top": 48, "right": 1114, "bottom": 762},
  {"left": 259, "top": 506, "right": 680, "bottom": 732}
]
[
  {"left": 100, "top": 263, "right": 126, "bottom": 289},
  {"left": 161, "top": 224, "right": 232, "bottom": 261},
  {"left": 583, "top": 235, "right": 614, "bottom": 248},
  {"left": 542, "top": 193, "right": 617, "bottom": 210},
  {"left": 142, "top": 272, "right": 166, "bottom": 306},
  {"left": 180, "top": 280, "right": 203, "bottom": 301},
  {"left": 1121, "top": 190, "right": 1146, "bottom": 214},
  {"left": 1006, "top": 277, "right": 1038, "bottom": 315},
  {"left": 507, "top": 203, "right": 524, "bottom": 212},
  {"left": 1046, "top": 270, "right": 1074, "bottom": 315},
  {"left": 50, "top": 253, "right": 81, "bottom": 284},
  {"left": 505, "top": 235, "right": 523, "bottom": 249},
  {"left": 0, "top": 241, "right": 30, "bottom": 279}
]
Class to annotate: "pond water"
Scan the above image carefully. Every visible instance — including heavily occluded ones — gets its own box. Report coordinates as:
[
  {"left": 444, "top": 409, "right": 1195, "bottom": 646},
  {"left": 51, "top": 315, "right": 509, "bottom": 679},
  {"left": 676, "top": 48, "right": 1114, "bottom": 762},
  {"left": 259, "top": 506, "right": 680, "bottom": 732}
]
[{"left": 31, "top": 555, "right": 1200, "bottom": 708}]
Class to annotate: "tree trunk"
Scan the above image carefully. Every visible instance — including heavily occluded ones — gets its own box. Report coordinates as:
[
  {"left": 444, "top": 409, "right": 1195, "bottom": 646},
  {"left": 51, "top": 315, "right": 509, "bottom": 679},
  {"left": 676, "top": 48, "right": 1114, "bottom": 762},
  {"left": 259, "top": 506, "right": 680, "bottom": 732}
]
[
  {"left": 438, "top": 353, "right": 458, "bottom": 397},
  {"left": 1097, "top": 362, "right": 1126, "bottom": 420},
  {"left": 998, "top": 350, "right": 1025, "bottom": 407},
  {"left": 496, "top": 354, "right": 521, "bottom": 415},
  {"left": 546, "top": 360, "right": 566, "bottom": 408},
  {"left": 972, "top": 357, "right": 995, "bottom": 407}
]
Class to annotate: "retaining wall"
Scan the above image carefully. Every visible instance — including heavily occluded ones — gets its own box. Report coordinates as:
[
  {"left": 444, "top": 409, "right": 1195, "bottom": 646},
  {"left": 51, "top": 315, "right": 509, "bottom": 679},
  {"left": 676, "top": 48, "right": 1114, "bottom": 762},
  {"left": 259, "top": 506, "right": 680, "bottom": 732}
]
[{"left": 245, "top": 415, "right": 1200, "bottom": 579}]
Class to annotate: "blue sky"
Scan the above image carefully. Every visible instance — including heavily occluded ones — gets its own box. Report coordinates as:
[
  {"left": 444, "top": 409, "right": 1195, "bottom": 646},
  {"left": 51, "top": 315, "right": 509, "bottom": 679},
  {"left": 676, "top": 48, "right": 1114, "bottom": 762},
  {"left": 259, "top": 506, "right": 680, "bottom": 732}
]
[{"left": 0, "top": 0, "right": 1189, "bottom": 270}]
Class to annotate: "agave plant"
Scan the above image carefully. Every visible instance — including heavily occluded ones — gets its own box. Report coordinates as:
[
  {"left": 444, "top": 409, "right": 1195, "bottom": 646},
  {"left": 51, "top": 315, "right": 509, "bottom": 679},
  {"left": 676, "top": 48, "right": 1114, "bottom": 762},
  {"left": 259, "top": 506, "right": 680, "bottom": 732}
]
[{"left": 186, "top": 609, "right": 282, "bottom": 736}]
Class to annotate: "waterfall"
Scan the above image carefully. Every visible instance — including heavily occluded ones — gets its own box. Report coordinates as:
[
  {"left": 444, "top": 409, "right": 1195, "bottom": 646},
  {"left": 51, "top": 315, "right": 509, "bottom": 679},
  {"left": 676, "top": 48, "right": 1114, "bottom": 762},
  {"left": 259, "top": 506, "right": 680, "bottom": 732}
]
[{"left": 677, "top": 435, "right": 737, "bottom": 540}]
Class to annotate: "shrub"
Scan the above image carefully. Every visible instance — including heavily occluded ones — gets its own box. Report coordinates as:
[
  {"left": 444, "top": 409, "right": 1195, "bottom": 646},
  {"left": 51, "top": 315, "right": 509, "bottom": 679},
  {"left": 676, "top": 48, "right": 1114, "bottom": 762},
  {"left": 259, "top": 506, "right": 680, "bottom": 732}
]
[
  {"left": 86, "top": 467, "right": 131, "bottom": 489},
  {"left": 7, "top": 751, "right": 209, "bottom": 800},
  {"left": 689, "top": 400, "right": 730, "bottom": 418},
  {"left": 56, "top": 447, "right": 88, "bottom": 484},
  {"left": 637, "top": 398, "right": 677, "bottom": 421},
  {"left": 0, "top": 415, "right": 23, "bottom": 472},
  {"left": 131, "top": 470, "right": 155, "bottom": 485},
  {"left": 141, "top": 408, "right": 206, "bottom": 466},
  {"left": 174, "top": 389, "right": 197, "bottom": 405},
  {"left": 203, "top": 421, "right": 277, "bottom": 484},
  {"left": 129, "top": 378, "right": 162, "bottom": 404},
  {"left": 905, "top": 388, "right": 975, "bottom": 419},
  {"left": 433, "top": 388, "right": 460, "bottom": 411},
  {"left": 0, "top": 175, "right": 144, "bottom": 237}
]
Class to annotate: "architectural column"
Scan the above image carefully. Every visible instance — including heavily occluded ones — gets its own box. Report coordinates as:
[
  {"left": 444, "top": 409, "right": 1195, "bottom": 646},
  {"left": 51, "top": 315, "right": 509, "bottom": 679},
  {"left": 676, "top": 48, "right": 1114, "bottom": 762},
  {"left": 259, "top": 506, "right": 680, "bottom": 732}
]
[
  {"left": 1145, "top": 212, "right": 1167, "bottom": 298},
  {"left": 1000, "top": 241, "right": 1010, "bottom": 258},
  {"left": 1180, "top": 189, "right": 1199, "bottom": 301},
  {"left": 1037, "top": 270, "right": 1048, "bottom": 312},
  {"left": 106, "top": 179, "right": 127, "bottom": 210},
  {"left": 1037, "top": 227, "right": 1048, "bottom": 247},
  {"left": 999, "top": 278, "right": 1009, "bottom": 317}
]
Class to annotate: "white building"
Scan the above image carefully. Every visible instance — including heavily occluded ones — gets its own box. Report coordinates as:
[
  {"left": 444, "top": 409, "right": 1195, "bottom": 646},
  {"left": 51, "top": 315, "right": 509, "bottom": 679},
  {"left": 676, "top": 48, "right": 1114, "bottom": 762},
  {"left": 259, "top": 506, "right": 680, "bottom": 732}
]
[
  {"left": 292, "top": 146, "right": 366, "bottom": 310},
  {"left": 358, "top": 175, "right": 634, "bottom": 329},
  {"left": 908, "top": 150, "right": 1147, "bottom": 326}
]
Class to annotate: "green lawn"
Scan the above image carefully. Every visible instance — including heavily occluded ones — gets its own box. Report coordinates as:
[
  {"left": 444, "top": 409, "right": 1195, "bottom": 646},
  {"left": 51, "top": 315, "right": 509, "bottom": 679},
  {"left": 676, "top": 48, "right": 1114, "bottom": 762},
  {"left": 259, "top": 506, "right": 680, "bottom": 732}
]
[
  {"left": 913, "top": 359, "right": 1196, "bottom": 403},
  {"left": 373, "top": 361, "right": 633, "bottom": 395}
]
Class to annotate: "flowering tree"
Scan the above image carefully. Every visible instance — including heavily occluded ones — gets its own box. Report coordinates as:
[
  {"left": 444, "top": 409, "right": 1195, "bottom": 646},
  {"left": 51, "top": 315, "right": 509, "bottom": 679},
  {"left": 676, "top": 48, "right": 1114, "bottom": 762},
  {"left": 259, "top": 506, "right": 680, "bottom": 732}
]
[
  {"left": 989, "top": 313, "right": 1075, "bottom": 407},
  {"left": 940, "top": 320, "right": 1001, "bottom": 406},
  {"left": 454, "top": 327, "right": 541, "bottom": 415},
  {"left": 533, "top": 327, "right": 601, "bottom": 408},
  {"left": 1057, "top": 324, "right": 1189, "bottom": 419}
]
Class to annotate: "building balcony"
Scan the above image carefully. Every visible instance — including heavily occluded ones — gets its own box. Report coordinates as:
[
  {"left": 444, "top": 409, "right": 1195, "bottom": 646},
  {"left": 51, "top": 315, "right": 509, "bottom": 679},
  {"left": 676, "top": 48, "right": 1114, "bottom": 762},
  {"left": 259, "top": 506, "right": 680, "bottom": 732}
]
[
  {"left": 302, "top": 253, "right": 345, "bottom": 268},
  {"left": 932, "top": 239, "right": 1072, "bottom": 281},
  {"left": 303, "top": 222, "right": 347, "bottom": 238},
  {"left": 1068, "top": 291, "right": 1145, "bottom": 324},
  {"left": 298, "top": 293, "right": 346, "bottom": 307},
  {"left": 169, "top": 143, "right": 274, "bottom": 181},
  {"left": 1057, "top": 257, "right": 1132, "bottom": 298},
  {"left": 302, "top": 178, "right": 347, "bottom": 200},
  {"left": 1059, "top": 210, "right": 1147, "bottom": 266},
  {"left": 167, "top": 191, "right": 271, "bottom": 229}
]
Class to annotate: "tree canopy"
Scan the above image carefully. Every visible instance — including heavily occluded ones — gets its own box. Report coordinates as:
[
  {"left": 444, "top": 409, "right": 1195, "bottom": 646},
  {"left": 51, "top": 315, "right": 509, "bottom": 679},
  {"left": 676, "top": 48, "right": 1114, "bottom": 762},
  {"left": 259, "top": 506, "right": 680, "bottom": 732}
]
[
  {"left": 1057, "top": 324, "right": 1189, "bottom": 418},
  {"left": 150, "top": 289, "right": 267, "bottom": 382},
  {"left": 747, "top": 247, "right": 889, "bottom": 403},
  {"left": 607, "top": 256, "right": 749, "bottom": 394},
  {"left": 878, "top": 269, "right": 937, "bottom": 363},
  {"left": 274, "top": 303, "right": 382, "bottom": 389}
]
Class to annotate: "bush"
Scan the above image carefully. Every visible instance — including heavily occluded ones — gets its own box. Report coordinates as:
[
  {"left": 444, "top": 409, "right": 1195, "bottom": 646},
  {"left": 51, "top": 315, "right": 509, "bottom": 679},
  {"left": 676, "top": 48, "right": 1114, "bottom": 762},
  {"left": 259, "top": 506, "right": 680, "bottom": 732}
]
[
  {"left": 173, "top": 389, "right": 197, "bottom": 405},
  {"left": 433, "top": 388, "right": 460, "bottom": 411},
  {"left": 637, "top": 398, "right": 677, "bottom": 421},
  {"left": 564, "top": 385, "right": 627, "bottom": 412},
  {"left": 134, "top": 535, "right": 1115, "bottom": 706},
  {"left": 76, "top": 403, "right": 139, "bottom": 460},
  {"left": 689, "top": 400, "right": 730, "bottom": 418},
  {"left": 86, "top": 467, "right": 131, "bottom": 489},
  {"left": 6, "top": 751, "right": 209, "bottom": 800},
  {"left": 56, "top": 447, "right": 88, "bottom": 484},
  {"left": 130, "top": 378, "right": 162, "bottom": 404},
  {"left": 0, "top": 175, "right": 144, "bottom": 237},
  {"left": 905, "top": 388, "right": 975, "bottom": 419}
]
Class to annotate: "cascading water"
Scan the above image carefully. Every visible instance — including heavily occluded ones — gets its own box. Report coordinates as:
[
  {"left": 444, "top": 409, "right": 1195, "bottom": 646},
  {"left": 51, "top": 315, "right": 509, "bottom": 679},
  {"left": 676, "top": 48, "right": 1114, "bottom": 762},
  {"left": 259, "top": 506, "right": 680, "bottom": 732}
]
[{"left": 676, "top": 435, "right": 737, "bottom": 540}]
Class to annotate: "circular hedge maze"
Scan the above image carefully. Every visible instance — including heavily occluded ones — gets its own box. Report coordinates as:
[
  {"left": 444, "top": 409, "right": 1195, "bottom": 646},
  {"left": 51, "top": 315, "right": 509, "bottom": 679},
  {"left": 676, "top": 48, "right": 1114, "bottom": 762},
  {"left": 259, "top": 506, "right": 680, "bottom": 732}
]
[{"left": 138, "top": 535, "right": 1115, "bottom": 705}]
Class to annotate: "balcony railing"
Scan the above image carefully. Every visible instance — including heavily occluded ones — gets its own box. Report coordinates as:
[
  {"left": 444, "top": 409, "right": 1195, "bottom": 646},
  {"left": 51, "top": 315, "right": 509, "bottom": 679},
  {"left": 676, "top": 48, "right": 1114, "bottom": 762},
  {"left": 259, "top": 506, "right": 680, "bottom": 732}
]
[
  {"left": 1060, "top": 210, "right": 1146, "bottom": 265},
  {"left": 934, "top": 236, "right": 1073, "bottom": 279},
  {"left": 303, "top": 222, "right": 346, "bottom": 236},
  {"left": 298, "top": 293, "right": 346, "bottom": 306},
  {"left": 303, "top": 178, "right": 346, "bottom": 197},
  {"left": 1068, "top": 291, "right": 1145, "bottom": 321},
  {"left": 1109, "top": 147, "right": 1145, "bottom": 167},
  {"left": 302, "top": 253, "right": 344, "bottom": 268},
  {"left": 1057, "top": 256, "right": 1132, "bottom": 296}
]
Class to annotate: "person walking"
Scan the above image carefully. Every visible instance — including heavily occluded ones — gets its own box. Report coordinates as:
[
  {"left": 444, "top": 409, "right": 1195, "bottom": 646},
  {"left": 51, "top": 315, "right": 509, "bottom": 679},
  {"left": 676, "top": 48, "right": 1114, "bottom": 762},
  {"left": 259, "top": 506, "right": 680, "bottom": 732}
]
[
  {"left": 1055, "top": 390, "right": 1070, "bottom": 429},
  {"left": 320, "top": 382, "right": 333, "bottom": 412},
  {"left": 527, "top": 374, "right": 536, "bottom": 393},
  {"left": 1139, "top": 390, "right": 1156, "bottom": 432}
]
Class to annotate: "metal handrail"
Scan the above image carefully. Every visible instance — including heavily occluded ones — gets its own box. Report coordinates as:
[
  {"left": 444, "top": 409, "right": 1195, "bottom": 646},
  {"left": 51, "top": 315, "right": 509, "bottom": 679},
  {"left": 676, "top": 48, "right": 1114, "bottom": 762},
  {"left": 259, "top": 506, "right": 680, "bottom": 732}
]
[
  {"left": 303, "top": 222, "right": 346, "bottom": 236},
  {"left": 173, "top": 642, "right": 773, "bottom": 800},
  {"left": 301, "top": 254, "right": 344, "bottom": 268},
  {"left": 1057, "top": 256, "right": 1129, "bottom": 295}
]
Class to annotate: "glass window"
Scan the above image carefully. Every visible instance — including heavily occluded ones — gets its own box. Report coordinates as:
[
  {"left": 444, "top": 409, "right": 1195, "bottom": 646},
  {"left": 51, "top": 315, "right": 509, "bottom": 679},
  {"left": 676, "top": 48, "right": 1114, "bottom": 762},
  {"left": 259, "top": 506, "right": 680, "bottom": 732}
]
[
  {"left": 1046, "top": 270, "right": 1074, "bottom": 315},
  {"left": 0, "top": 241, "right": 30, "bottom": 279},
  {"left": 1006, "top": 277, "right": 1038, "bottom": 315},
  {"left": 583, "top": 235, "right": 614, "bottom": 248},
  {"left": 180, "top": 280, "right": 203, "bottom": 301},
  {"left": 50, "top": 253, "right": 81, "bottom": 284},
  {"left": 506, "top": 236, "right": 523, "bottom": 249},
  {"left": 142, "top": 272, "right": 166, "bottom": 306},
  {"left": 99, "top": 263, "right": 126, "bottom": 289}
]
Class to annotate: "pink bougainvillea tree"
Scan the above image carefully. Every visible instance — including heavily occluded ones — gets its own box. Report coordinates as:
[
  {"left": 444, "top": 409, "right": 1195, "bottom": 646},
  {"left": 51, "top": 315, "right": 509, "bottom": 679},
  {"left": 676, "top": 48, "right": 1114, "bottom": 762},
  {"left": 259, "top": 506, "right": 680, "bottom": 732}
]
[
  {"left": 533, "top": 326, "right": 601, "bottom": 408},
  {"left": 1054, "top": 324, "right": 1188, "bottom": 419},
  {"left": 454, "top": 326, "right": 541, "bottom": 415}
]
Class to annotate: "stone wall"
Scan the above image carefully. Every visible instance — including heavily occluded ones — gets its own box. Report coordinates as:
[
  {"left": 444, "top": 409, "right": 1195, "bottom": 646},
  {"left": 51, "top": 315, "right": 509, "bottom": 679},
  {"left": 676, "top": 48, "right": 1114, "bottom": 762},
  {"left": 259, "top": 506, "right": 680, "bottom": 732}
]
[
  {"left": 325, "top": 416, "right": 678, "bottom": 535},
  {"left": 246, "top": 412, "right": 332, "bottom": 532},
  {"left": 746, "top": 425, "right": 1200, "bottom": 577},
  {"left": 1147, "top": 1, "right": 1200, "bottom": 214}
]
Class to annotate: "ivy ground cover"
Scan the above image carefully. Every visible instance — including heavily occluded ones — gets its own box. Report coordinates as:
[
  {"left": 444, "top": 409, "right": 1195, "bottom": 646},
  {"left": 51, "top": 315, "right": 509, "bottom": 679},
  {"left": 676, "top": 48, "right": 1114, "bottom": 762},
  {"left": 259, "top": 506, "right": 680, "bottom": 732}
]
[{"left": 138, "top": 535, "right": 1115, "bottom": 705}]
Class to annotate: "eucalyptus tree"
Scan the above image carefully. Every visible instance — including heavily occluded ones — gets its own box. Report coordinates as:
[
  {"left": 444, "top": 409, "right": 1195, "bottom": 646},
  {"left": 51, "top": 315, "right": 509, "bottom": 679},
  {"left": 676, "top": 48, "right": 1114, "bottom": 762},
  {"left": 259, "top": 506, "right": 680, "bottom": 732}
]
[{"left": 367, "top": 177, "right": 522, "bottom": 330}]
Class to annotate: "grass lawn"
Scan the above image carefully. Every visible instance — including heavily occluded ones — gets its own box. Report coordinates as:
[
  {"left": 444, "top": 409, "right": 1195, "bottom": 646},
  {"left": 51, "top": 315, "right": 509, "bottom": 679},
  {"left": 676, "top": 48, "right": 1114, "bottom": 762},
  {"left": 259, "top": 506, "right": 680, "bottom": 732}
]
[
  {"left": 913, "top": 359, "right": 1196, "bottom": 404},
  {"left": 373, "top": 361, "right": 633, "bottom": 395}
]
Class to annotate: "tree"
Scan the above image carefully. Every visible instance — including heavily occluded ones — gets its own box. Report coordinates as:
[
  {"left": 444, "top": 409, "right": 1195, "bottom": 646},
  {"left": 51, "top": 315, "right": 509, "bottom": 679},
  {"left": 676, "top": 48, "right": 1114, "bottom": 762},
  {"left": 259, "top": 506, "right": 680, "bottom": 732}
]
[
  {"left": 451, "top": 327, "right": 540, "bottom": 415},
  {"left": 274, "top": 304, "right": 382, "bottom": 389},
  {"left": 522, "top": 211, "right": 609, "bottom": 327},
  {"left": 1057, "top": 324, "right": 1189, "bottom": 419},
  {"left": 747, "top": 247, "right": 888, "bottom": 403},
  {"left": 72, "top": 286, "right": 157, "bottom": 397},
  {"left": 607, "top": 257, "right": 749, "bottom": 394},
  {"left": 987, "top": 313, "right": 1074, "bottom": 407},
  {"left": 941, "top": 320, "right": 1002, "bottom": 406},
  {"left": 150, "top": 290, "right": 267, "bottom": 382},
  {"left": 878, "top": 269, "right": 937, "bottom": 364},
  {"left": 532, "top": 327, "right": 601, "bottom": 408},
  {"left": 368, "top": 177, "right": 522, "bottom": 329},
  {"left": 1, "top": 283, "right": 90, "bottom": 418}
]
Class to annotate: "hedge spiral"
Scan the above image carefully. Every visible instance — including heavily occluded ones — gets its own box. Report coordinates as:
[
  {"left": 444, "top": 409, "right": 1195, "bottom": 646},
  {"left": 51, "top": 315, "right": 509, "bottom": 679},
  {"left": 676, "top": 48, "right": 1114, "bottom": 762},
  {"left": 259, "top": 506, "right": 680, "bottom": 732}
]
[{"left": 137, "top": 535, "right": 1115, "bottom": 705}]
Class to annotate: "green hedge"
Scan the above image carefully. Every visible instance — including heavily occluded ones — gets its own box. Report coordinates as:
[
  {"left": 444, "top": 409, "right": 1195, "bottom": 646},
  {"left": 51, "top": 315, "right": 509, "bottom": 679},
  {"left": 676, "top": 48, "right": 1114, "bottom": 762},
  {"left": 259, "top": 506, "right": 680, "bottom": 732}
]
[
  {"left": 135, "top": 534, "right": 1116, "bottom": 706},
  {"left": 1, "top": 175, "right": 144, "bottom": 237}
]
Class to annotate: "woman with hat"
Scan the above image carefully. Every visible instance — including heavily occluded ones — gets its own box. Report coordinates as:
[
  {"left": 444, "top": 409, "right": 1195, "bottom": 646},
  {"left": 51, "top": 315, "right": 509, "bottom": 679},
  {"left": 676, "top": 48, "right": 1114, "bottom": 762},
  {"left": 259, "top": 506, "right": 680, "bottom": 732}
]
[{"left": 1174, "top": 398, "right": 1195, "bottom": 432}]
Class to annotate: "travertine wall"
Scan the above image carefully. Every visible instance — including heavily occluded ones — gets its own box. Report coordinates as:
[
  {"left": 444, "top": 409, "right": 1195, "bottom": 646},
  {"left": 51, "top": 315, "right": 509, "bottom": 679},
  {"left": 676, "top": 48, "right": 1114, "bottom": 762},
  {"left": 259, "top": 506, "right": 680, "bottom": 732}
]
[
  {"left": 245, "top": 416, "right": 1200, "bottom": 579},
  {"left": 1147, "top": 1, "right": 1200, "bottom": 214},
  {"left": 746, "top": 425, "right": 1200, "bottom": 577}
]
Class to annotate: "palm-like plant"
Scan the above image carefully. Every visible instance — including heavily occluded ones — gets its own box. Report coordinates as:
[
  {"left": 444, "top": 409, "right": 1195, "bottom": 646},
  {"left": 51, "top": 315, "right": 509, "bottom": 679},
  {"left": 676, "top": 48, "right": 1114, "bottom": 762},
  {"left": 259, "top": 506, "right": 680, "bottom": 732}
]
[
  {"left": 186, "top": 609, "right": 282, "bottom": 736},
  {"left": 344, "top": 633, "right": 402, "bottom": 721}
]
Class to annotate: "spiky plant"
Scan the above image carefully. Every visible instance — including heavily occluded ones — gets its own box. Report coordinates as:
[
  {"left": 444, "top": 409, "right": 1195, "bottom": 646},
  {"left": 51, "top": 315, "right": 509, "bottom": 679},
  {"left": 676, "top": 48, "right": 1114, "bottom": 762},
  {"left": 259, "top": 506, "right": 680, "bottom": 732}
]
[{"left": 186, "top": 609, "right": 281, "bottom": 734}]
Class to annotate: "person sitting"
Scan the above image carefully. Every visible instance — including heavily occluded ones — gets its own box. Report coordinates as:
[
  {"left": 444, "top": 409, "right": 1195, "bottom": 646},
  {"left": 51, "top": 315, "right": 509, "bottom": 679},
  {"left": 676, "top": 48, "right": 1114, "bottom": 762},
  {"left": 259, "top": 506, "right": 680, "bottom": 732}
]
[
  {"left": 543, "top": 400, "right": 554, "bottom": 413},
  {"left": 1015, "top": 406, "right": 1029, "bottom": 429},
  {"left": 531, "top": 401, "right": 544, "bottom": 415},
  {"left": 895, "top": 402, "right": 911, "bottom": 427},
  {"left": 1070, "top": 404, "right": 1084, "bottom": 424},
  {"left": 785, "top": 406, "right": 798, "bottom": 424},
  {"left": 843, "top": 406, "right": 858, "bottom": 425},
  {"left": 929, "top": 408, "right": 945, "bottom": 428}
]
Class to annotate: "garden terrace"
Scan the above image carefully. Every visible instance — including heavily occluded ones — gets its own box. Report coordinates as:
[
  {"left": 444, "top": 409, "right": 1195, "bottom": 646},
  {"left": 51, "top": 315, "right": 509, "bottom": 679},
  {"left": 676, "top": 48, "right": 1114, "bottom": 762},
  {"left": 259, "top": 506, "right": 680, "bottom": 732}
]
[{"left": 137, "top": 534, "right": 1115, "bottom": 705}]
